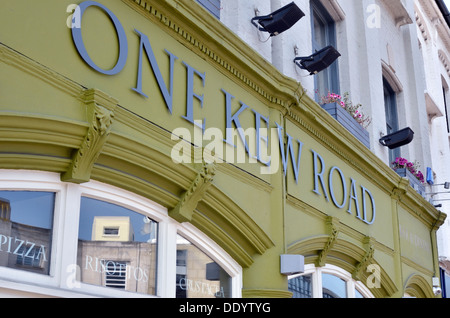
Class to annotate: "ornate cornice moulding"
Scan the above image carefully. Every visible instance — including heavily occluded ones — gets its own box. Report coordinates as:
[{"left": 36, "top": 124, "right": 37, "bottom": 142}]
[{"left": 122, "top": 0, "right": 302, "bottom": 111}]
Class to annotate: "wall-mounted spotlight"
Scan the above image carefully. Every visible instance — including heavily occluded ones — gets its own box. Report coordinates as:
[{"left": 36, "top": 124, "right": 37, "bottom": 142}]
[
  {"left": 429, "top": 182, "right": 450, "bottom": 190},
  {"left": 293, "top": 45, "right": 341, "bottom": 75},
  {"left": 251, "top": 2, "right": 305, "bottom": 37},
  {"left": 379, "top": 127, "right": 414, "bottom": 149},
  {"left": 426, "top": 181, "right": 450, "bottom": 196}
]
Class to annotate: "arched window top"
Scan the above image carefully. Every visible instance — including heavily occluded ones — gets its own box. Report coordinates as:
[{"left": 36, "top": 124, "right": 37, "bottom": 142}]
[
  {"left": 382, "top": 60, "right": 403, "bottom": 93},
  {"left": 317, "top": 0, "right": 345, "bottom": 22},
  {"left": 404, "top": 274, "right": 435, "bottom": 298},
  {"left": 289, "top": 264, "right": 375, "bottom": 298}
]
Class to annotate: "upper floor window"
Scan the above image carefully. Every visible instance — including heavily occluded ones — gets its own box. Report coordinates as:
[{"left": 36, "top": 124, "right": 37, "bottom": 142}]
[
  {"left": 311, "top": 0, "right": 340, "bottom": 101},
  {"left": 443, "top": 83, "right": 450, "bottom": 134},
  {"left": 383, "top": 77, "right": 400, "bottom": 164},
  {"left": 196, "top": 0, "right": 221, "bottom": 19}
]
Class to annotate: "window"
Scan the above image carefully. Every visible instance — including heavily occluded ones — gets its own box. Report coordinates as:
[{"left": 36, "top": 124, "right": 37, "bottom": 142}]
[
  {"left": 443, "top": 85, "right": 450, "bottom": 134},
  {"left": 288, "top": 274, "right": 313, "bottom": 298},
  {"left": 196, "top": 0, "right": 221, "bottom": 19},
  {"left": 288, "top": 264, "right": 374, "bottom": 298},
  {"left": 384, "top": 78, "right": 400, "bottom": 164},
  {"left": 0, "top": 191, "right": 55, "bottom": 276},
  {"left": 104, "top": 260, "right": 127, "bottom": 289},
  {"left": 0, "top": 170, "right": 242, "bottom": 298},
  {"left": 103, "top": 227, "right": 119, "bottom": 236},
  {"left": 322, "top": 273, "right": 347, "bottom": 298},
  {"left": 441, "top": 268, "right": 450, "bottom": 298},
  {"left": 176, "top": 234, "right": 232, "bottom": 298},
  {"left": 311, "top": 0, "right": 340, "bottom": 101},
  {"left": 77, "top": 197, "right": 159, "bottom": 295}
]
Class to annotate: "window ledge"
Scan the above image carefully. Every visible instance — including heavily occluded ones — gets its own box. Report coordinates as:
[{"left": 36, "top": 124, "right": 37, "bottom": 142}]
[
  {"left": 425, "top": 91, "right": 444, "bottom": 123},
  {"left": 319, "top": 0, "right": 345, "bottom": 22},
  {"left": 381, "top": 0, "right": 413, "bottom": 27}
]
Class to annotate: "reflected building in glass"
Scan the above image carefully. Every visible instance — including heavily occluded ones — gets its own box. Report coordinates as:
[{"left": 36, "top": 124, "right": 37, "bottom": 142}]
[
  {"left": 0, "top": 194, "right": 53, "bottom": 275},
  {"left": 176, "top": 235, "right": 231, "bottom": 298},
  {"left": 77, "top": 199, "right": 158, "bottom": 295}
]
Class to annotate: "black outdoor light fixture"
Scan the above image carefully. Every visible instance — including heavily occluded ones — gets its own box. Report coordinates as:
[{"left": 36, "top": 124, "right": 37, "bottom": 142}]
[
  {"left": 379, "top": 127, "right": 415, "bottom": 149},
  {"left": 251, "top": 2, "right": 305, "bottom": 37},
  {"left": 293, "top": 45, "right": 341, "bottom": 75}
]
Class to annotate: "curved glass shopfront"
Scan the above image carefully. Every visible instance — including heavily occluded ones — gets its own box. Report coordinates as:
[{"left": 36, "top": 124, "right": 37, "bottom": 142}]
[{"left": 0, "top": 170, "right": 241, "bottom": 298}]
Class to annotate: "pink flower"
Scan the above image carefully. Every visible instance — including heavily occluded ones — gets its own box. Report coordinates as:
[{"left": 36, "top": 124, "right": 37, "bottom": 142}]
[
  {"left": 398, "top": 158, "right": 408, "bottom": 166},
  {"left": 415, "top": 171, "right": 424, "bottom": 183}
]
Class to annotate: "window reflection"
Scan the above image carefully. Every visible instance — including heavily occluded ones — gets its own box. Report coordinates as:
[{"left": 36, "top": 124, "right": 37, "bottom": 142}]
[
  {"left": 289, "top": 274, "right": 313, "bottom": 298},
  {"left": 355, "top": 288, "right": 364, "bottom": 298},
  {"left": 0, "top": 191, "right": 55, "bottom": 275},
  {"left": 176, "top": 234, "right": 231, "bottom": 298},
  {"left": 77, "top": 197, "right": 158, "bottom": 295},
  {"left": 322, "top": 273, "right": 347, "bottom": 298}
]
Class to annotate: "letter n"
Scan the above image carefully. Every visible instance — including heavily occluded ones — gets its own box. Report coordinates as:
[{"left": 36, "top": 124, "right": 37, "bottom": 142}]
[{"left": 133, "top": 29, "right": 178, "bottom": 114}]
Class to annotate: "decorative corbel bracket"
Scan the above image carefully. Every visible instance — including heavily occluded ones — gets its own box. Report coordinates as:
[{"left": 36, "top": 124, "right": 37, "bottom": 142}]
[
  {"left": 169, "top": 162, "right": 217, "bottom": 223},
  {"left": 316, "top": 216, "right": 340, "bottom": 267},
  {"left": 61, "top": 89, "right": 117, "bottom": 184},
  {"left": 391, "top": 177, "right": 410, "bottom": 201},
  {"left": 353, "top": 236, "right": 375, "bottom": 281}
]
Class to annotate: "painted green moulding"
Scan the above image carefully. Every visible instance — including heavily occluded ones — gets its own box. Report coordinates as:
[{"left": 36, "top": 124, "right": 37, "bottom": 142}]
[
  {"left": 61, "top": 88, "right": 118, "bottom": 184},
  {"left": 169, "top": 162, "right": 217, "bottom": 223}
]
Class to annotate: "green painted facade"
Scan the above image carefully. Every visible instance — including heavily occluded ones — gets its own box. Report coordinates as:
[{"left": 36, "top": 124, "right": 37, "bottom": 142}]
[{"left": 0, "top": 0, "right": 446, "bottom": 298}]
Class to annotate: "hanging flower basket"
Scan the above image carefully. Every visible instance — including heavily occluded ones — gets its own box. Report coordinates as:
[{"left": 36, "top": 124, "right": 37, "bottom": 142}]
[
  {"left": 392, "top": 157, "right": 426, "bottom": 196},
  {"left": 322, "top": 102, "right": 370, "bottom": 148},
  {"left": 319, "top": 93, "right": 371, "bottom": 148}
]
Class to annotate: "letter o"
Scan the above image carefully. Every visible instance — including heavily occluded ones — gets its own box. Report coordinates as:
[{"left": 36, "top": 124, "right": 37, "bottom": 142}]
[
  {"left": 134, "top": 267, "right": 144, "bottom": 281},
  {"left": 329, "top": 166, "right": 347, "bottom": 209},
  {"left": 72, "top": 1, "right": 128, "bottom": 75}
]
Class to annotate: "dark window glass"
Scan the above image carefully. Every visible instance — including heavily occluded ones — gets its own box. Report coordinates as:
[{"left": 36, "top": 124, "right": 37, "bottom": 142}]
[
  {"left": 443, "top": 86, "right": 450, "bottom": 133},
  {"left": 0, "top": 191, "right": 55, "bottom": 275},
  {"left": 289, "top": 274, "right": 313, "bottom": 298},
  {"left": 196, "top": 0, "right": 221, "bottom": 19},
  {"left": 77, "top": 197, "right": 158, "bottom": 295},
  {"left": 383, "top": 78, "right": 400, "bottom": 164},
  {"left": 311, "top": 0, "right": 339, "bottom": 101}
]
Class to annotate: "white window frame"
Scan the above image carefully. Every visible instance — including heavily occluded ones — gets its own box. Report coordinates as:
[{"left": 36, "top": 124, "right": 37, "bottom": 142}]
[
  {"left": 289, "top": 264, "right": 374, "bottom": 298},
  {"left": 0, "top": 170, "right": 65, "bottom": 294},
  {"left": 0, "top": 170, "right": 242, "bottom": 298}
]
